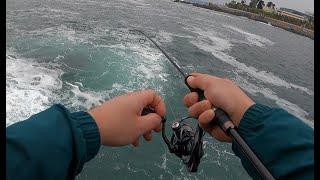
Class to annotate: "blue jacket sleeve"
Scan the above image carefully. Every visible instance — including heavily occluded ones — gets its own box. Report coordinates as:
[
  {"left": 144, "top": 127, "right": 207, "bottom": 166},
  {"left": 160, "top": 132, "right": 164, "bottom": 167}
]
[
  {"left": 232, "top": 104, "right": 314, "bottom": 180},
  {"left": 6, "top": 104, "right": 101, "bottom": 180}
]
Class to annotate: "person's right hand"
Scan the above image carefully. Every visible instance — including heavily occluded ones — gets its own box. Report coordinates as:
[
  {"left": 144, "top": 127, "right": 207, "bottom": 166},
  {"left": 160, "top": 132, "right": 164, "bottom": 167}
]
[{"left": 183, "top": 73, "right": 255, "bottom": 142}]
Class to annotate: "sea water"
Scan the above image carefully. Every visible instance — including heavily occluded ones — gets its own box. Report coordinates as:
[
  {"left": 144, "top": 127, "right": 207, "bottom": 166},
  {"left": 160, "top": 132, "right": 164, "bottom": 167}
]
[{"left": 6, "top": 0, "right": 314, "bottom": 179}]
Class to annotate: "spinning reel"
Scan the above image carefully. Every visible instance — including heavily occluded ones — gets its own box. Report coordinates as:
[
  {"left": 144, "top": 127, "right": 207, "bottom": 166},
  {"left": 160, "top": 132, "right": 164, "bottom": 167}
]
[
  {"left": 164, "top": 117, "right": 204, "bottom": 172},
  {"left": 142, "top": 109, "right": 204, "bottom": 172}
]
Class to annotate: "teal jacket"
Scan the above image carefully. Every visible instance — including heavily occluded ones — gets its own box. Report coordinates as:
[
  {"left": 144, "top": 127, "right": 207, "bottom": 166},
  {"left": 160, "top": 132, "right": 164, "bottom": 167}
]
[{"left": 6, "top": 104, "right": 314, "bottom": 180}]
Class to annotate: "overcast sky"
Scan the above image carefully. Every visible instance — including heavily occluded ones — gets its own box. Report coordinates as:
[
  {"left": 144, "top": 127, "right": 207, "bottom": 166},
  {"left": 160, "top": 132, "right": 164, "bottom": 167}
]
[{"left": 203, "top": 0, "right": 314, "bottom": 13}]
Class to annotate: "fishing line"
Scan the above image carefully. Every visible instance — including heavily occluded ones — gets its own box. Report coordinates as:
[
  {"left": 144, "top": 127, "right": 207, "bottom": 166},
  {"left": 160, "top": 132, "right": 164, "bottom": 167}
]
[
  {"left": 124, "top": 31, "right": 131, "bottom": 58},
  {"left": 167, "top": 98, "right": 177, "bottom": 120}
]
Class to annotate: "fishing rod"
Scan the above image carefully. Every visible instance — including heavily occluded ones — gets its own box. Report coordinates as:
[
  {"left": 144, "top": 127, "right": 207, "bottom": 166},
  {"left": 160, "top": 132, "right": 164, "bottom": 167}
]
[{"left": 129, "top": 29, "right": 275, "bottom": 180}]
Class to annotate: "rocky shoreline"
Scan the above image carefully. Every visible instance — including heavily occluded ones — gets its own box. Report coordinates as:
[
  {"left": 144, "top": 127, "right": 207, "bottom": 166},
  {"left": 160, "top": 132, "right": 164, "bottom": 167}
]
[{"left": 187, "top": 3, "right": 314, "bottom": 40}]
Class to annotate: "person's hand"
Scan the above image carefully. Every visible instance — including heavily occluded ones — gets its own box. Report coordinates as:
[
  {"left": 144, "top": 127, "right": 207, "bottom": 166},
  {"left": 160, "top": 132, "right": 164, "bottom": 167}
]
[
  {"left": 183, "top": 73, "right": 255, "bottom": 142},
  {"left": 88, "top": 90, "right": 166, "bottom": 147}
]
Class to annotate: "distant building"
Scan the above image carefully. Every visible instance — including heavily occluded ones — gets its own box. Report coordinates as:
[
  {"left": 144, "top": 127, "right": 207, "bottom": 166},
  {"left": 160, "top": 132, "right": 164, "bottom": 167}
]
[
  {"left": 276, "top": 9, "right": 307, "bottom": 21},
  {"left": 263, "top": 6, "right": 275, "bottom": 13},
  {"left": 278, "top": 8, "right": 313, "bottom": 21}
]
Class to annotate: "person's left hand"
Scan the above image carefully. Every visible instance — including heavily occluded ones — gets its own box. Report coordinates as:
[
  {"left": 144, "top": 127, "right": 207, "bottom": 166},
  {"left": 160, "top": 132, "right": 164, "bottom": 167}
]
[{"left": 88, "top": 90, "right": 166, "bottom": 147}]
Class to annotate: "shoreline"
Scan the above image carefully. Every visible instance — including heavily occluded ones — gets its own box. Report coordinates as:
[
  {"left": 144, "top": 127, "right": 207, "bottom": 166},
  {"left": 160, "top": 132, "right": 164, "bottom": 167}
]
[{"left": 181, "top": 3, "right": 314, "bottom": 40}]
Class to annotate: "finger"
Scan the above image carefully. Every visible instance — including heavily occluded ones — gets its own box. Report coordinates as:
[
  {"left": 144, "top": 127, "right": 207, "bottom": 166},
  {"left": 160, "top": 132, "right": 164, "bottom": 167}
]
[
  {"left": 189, "top": 72, "right": 205, "bottom": 77},
  {"left": 187, "top": 73, "right": 220, "bottom": 90},
  {"left": 153, "top": 123, "right": 162, "bottom": 133},
  {"left": 183, "top": 92, "right": 198, "bottom": 107},
  {"left": 137, "top": 113, "right": 162, "bottom": 135},
  {"left": 136, "top": 90, "right": 166, "bottom": 117},
  {"left": 211, "top": 126, "right": 232, "bottom": 142},
  {"left": 143, "top": 131, "right": 152, "bottom": 141},
  {"left": 132, "top": 138, "right": 140, "bottom": 147},
  {"left": 188, "top": 100, "right": 212, "bottom": 118},
  {"left": 190, "top": 73, "right": 217, "bottom": 78},
  {"left": 198, "top": 109, "right": 215, "bottom": 131}
]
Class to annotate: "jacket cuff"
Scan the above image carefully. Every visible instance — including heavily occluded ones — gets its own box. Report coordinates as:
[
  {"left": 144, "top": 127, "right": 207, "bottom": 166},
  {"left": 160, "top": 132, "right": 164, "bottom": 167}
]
[
  {"left": 232, "top": 104, "right": 271, "bottom": 152},
  {"left": 71, "top": 111, "right": 101, "bottom": 162},
  {"left": 238, "top": 103, "right": 271, "bottom": 129}
]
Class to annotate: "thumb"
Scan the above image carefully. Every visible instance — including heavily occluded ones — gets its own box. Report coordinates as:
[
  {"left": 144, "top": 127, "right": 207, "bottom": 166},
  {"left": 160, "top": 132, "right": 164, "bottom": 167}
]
[{"left": 138, "top": 113, "right": 162, "bottom": 135}]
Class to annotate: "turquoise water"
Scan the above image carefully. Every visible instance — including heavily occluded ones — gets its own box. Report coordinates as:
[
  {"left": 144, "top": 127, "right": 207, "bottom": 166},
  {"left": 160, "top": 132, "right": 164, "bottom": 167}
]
[{"left": 6, "top": 0, "right": 314, "bottom": 179}]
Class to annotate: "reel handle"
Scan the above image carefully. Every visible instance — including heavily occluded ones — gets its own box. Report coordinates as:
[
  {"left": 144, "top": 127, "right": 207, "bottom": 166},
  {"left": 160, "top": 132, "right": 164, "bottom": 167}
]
[{"left": 142, "top": 107, "right": 168, "bottom": 124}]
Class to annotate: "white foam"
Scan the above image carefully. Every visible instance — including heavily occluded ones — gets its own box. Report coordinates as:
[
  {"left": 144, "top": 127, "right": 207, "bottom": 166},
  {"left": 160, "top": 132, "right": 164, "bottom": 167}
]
[
  {"left": 74, "top": 82, "right": 83, "bottom": 87},
  {"left": 233, "top": 73, "right": 314, "bottom": 128},
  {"left": 37, "top": 7, "right": 80, "bottom": 15},
  {"left": 154, "top": 31, "right": 174, "bottom": 44},
  {"left": 6, "top": 49, "right": 114, "bottom": 127},
  {"left": 123, "top": 45, "right": 169, "bottom": 86},
  {"left": 6, "top": 51, "right": 63, "bottom": 127},
  {"left": 6, "top": 46, "right": 167, "bottom": 127},
  {"left": 109, "top": 0, "right": 150, "bottom": 8},
  {"left": 27, "top": 26, "right": 169, "bottom": 90},
  {"left": 209, "top": 11, "right": 238, "bottom": 19},
  {"left": 216, "top": 50, "right": 313, "bottom": 95},
  {"left": 122, "top": 0, "right": 149, "bottom": 6},
  {"left": 28, "top": 25, "right": 174, "bottom": 86},
  {"left": 190, "top": 4, "right": 239, "bottom": 20},
  {"left": 64, "top": 82, "right": 108, "bottom": 110},
  {"left": 126, "top": 163, "right": 151, "bottom": 176},
  {"left": 152, "top": 30, "right": 193, "bottom": 44},
  {"left": 187, "top": 27, "right": 313, "bottom": 95},
  {"left": 105, "top": 31, "right": 172, "bottom": 89},
  {"left": 29, "top": 24, "right": 96, "bottom": 45},
  {"left": 159, "top": 152, "right": 167, "bottom": 169},
  {"left": 257, "top": 21, "right": 273, "bottom": 27},
  {"left": 111, "top": 83, "right": 122, "bottom": 89},
  {"left": 224, "top": 24, "right": 274, "bottom": 47},
  {"left": 26, "top": 26, "right": 171, "bottom": 99},
  {"left": 136, "top": 64, "right": 156, "bottom": 79}
]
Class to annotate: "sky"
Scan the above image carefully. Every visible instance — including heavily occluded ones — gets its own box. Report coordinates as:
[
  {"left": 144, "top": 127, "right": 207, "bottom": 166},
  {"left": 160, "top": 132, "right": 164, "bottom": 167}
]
[{"left": 203, "top": 0, "right": 314, "bottom": 13}]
